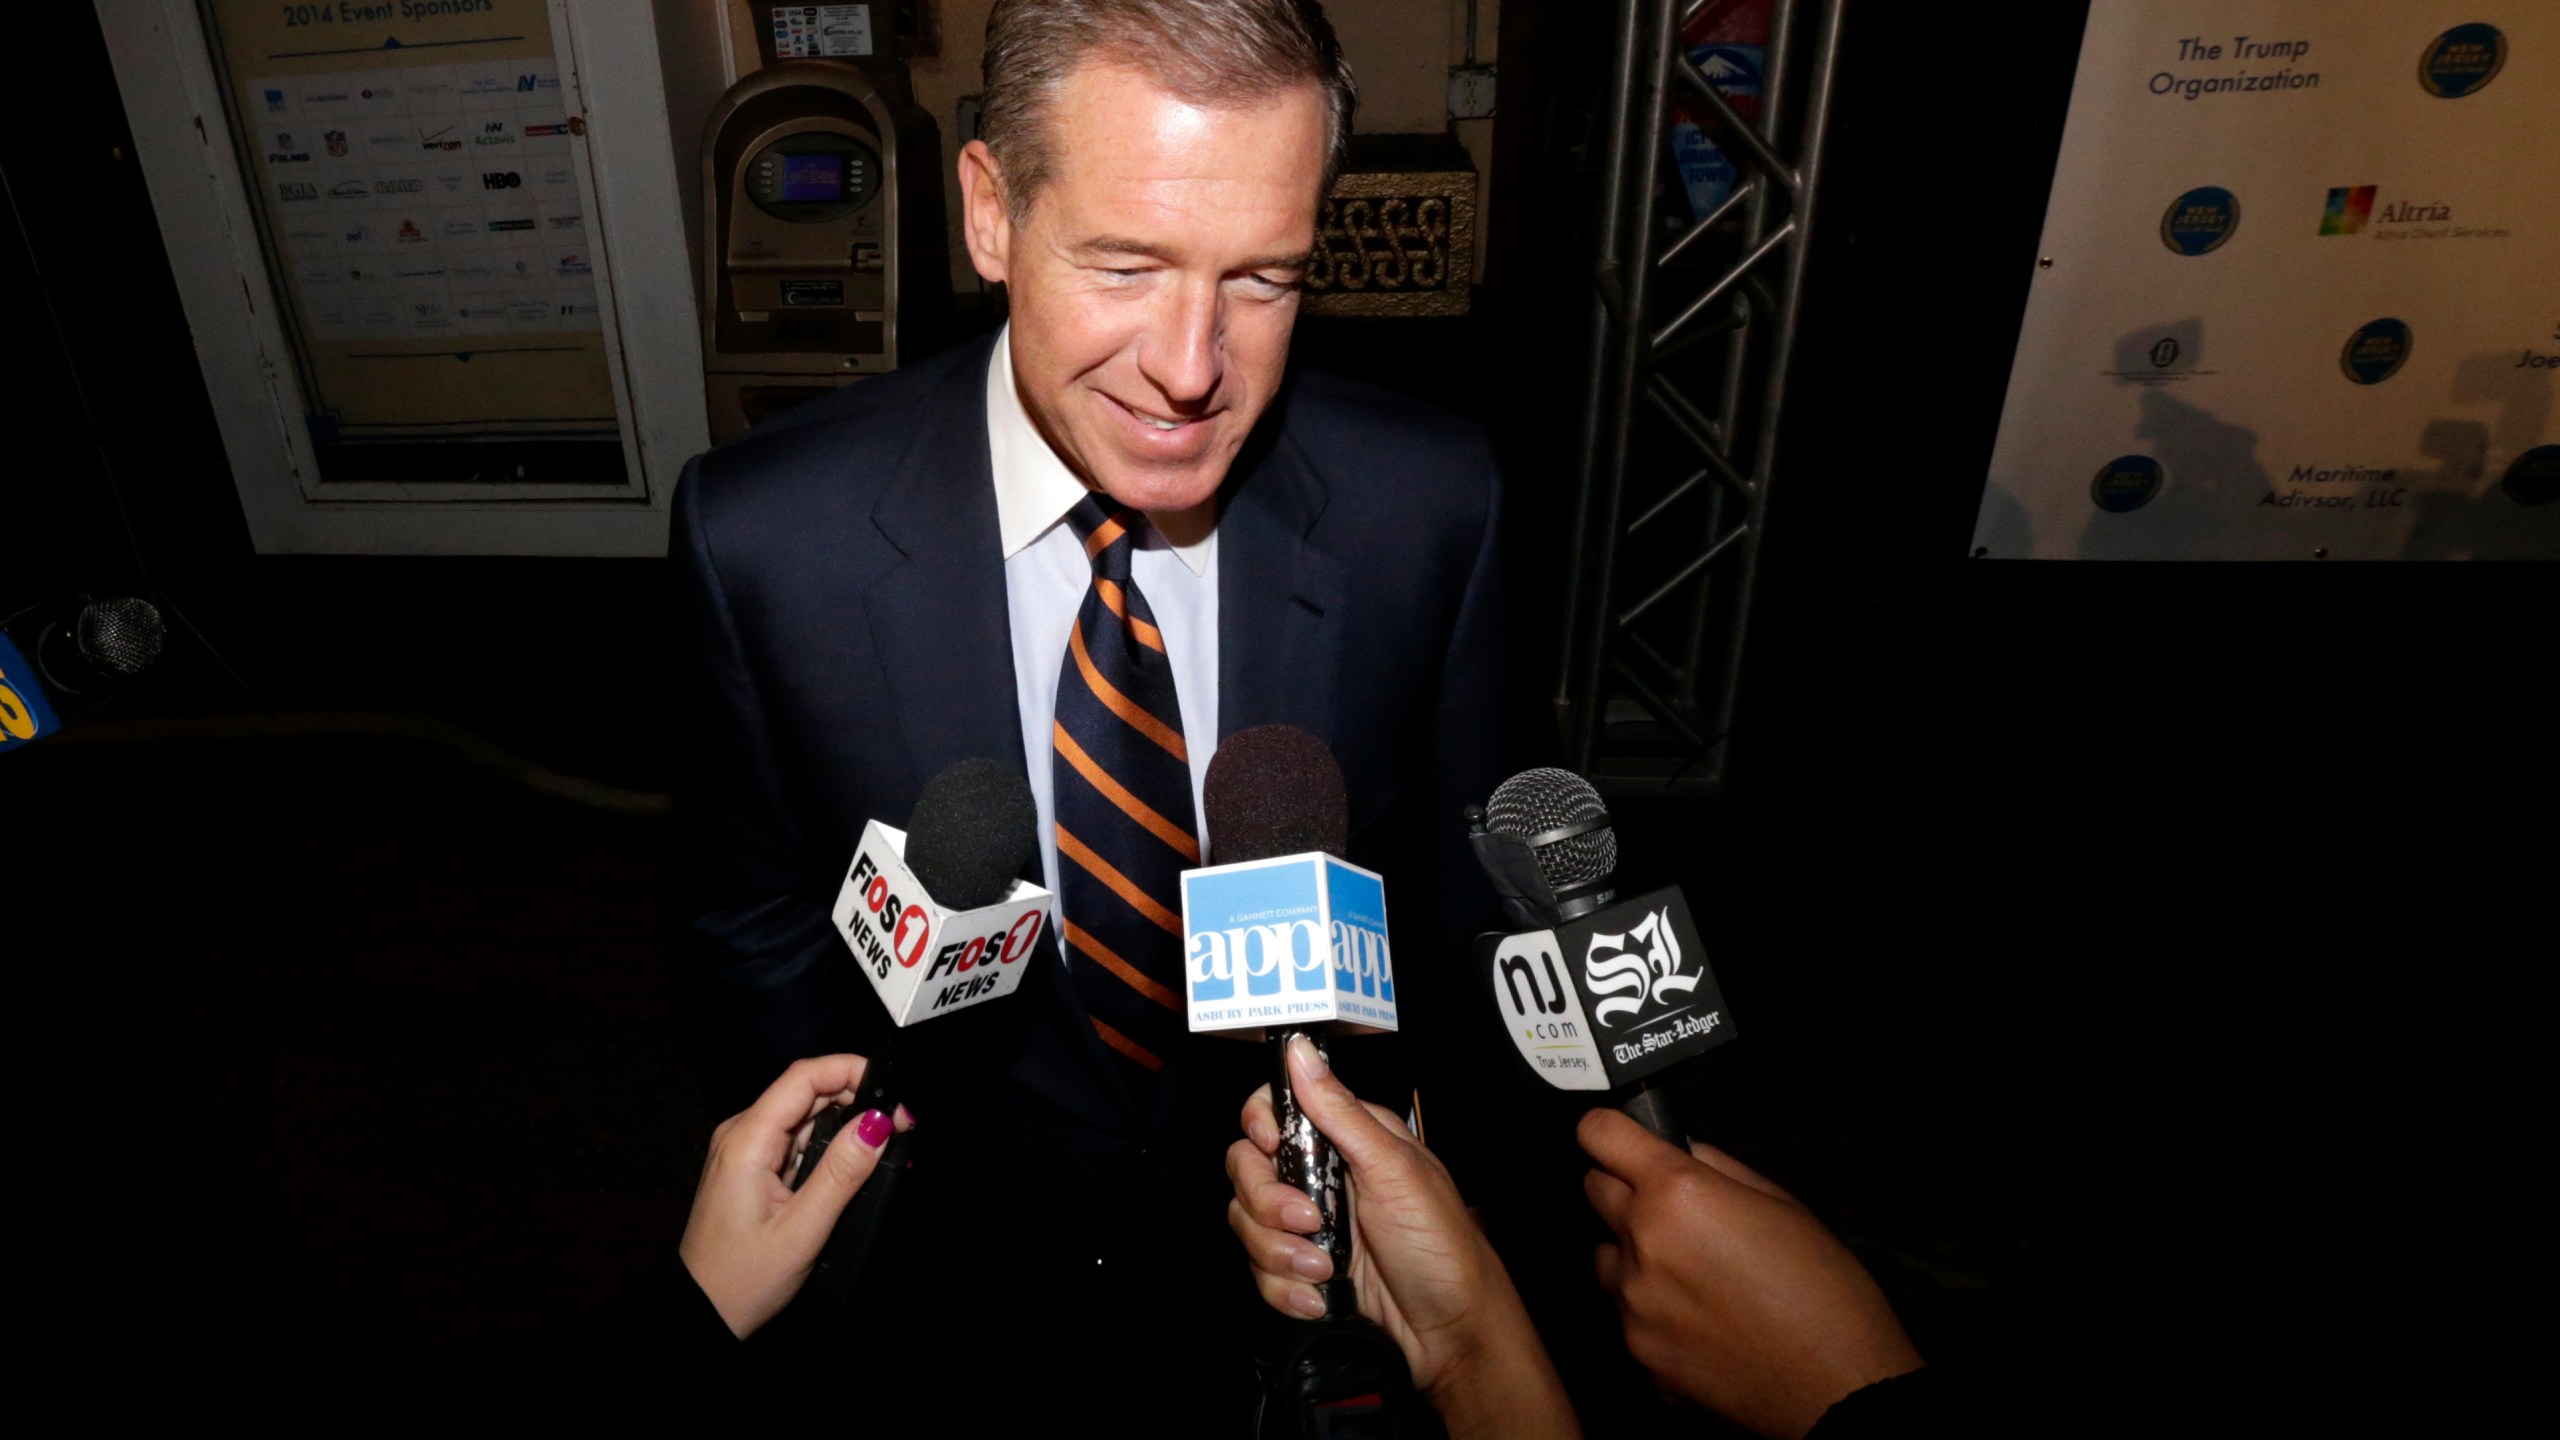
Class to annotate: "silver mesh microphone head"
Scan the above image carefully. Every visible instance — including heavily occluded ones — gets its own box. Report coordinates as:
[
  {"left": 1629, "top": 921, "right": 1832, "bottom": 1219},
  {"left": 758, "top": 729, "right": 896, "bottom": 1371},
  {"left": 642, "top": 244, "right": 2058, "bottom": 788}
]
[
  {"left": 77, "top": 596, "right": 166, "bottom": 677},
  {"left": 1485, "top": 767, "right": 1618, "bottom": 896}
]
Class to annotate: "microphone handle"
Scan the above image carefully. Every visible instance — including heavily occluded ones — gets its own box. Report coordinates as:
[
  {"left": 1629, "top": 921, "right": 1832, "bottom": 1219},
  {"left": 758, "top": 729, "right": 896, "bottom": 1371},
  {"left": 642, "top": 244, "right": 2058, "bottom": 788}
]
[
  {"left": 789, "top": 1042, "right": 910, "bottom": 1323},
  {"left": 1620, "top": 1074, "right": 1691, "bottom": 1147},
  {"left": 1270, "top": 1028, "right": 1355, "bottom": 1317}
]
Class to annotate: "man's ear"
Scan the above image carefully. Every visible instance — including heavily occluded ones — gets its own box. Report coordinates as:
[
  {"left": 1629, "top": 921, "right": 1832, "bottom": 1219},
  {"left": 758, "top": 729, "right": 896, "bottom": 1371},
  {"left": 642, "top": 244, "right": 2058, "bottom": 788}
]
[{"left": 957, "top": 139, "right": 1012, "bottom": 286}]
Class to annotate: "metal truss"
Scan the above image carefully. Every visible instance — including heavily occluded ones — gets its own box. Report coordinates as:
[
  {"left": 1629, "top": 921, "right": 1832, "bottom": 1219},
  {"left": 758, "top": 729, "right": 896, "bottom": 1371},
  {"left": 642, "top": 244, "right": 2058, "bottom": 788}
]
[{"left": 1555, "top": 0, "right": 1847, "bottom": 796}]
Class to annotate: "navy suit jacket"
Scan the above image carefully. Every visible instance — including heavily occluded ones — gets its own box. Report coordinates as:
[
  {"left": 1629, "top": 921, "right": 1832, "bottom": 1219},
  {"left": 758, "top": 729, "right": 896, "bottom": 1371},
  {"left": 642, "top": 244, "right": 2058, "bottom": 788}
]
[{"left": 671, "top": 332, "right": 1511, "bottom": 1404}]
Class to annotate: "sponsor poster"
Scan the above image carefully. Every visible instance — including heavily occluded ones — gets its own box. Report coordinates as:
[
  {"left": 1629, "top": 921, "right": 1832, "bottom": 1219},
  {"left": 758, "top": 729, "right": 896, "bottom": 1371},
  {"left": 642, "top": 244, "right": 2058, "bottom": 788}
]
[
  {"left": 1974, "top": 3, "right": 2559, "bottom": 559},
  {"left": 204, "top": 0, "right": 618, "bottom": 443}
]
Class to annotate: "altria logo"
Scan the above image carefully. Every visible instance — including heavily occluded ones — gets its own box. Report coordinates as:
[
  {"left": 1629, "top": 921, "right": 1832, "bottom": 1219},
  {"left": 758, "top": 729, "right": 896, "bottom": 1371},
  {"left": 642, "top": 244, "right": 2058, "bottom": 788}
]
[
  {"left": 1189, "top": 918, "right": 1392, "bottom": 1000},
  {"left": 1583, "top": 907, "right": 1699, "bottom": 1028}
]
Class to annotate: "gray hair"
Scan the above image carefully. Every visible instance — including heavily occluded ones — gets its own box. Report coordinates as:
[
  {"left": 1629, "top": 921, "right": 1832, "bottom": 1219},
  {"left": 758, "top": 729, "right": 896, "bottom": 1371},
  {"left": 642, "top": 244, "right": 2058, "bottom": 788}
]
[{"left": 979, "top": 0, "right": 1357, "bottom": 222}]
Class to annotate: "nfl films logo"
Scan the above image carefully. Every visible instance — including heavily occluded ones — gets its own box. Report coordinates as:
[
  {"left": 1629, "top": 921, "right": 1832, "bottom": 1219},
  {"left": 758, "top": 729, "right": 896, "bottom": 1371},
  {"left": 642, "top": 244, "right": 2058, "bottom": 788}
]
[{"left": 1181, "top": 854, "right": 1396, "bottom": 1036}]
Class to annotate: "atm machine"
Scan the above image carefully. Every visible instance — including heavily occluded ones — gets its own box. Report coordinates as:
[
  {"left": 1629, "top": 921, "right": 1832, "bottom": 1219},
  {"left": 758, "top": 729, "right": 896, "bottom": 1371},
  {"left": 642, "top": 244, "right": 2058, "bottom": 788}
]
[{"left": 700, "top": 62, "right": 949, "bottom": 443}]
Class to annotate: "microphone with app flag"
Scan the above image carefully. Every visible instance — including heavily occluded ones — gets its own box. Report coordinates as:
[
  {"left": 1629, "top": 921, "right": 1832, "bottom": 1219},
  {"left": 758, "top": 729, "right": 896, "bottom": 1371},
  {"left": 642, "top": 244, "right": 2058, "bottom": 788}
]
[
  {"left": 782, "top": 756, "right": 1049, "bottom": 1323},
  {"left": 1, "top": 592, "right": 167, "bottom": 757},
  {"left": 1468, "top": 767, "right": 1738, "bottom": 1144},
  {"left": 1181, "top": 724, "right": 1429, "bottom": 1438}
]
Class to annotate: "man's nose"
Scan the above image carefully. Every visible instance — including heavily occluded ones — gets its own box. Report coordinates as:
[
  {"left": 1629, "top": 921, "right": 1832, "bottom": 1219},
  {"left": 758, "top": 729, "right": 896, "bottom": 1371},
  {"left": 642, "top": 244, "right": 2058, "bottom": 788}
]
[{"left": 1135, "top": 279, "right": 1222, "bottom": 407}]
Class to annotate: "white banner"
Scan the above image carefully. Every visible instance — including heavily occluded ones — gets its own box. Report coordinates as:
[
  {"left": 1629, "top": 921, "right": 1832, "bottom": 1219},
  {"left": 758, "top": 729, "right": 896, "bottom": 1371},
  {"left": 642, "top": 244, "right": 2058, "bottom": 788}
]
[{"left": 1974, "top": 3, "right": 2559, "bottom": 559}]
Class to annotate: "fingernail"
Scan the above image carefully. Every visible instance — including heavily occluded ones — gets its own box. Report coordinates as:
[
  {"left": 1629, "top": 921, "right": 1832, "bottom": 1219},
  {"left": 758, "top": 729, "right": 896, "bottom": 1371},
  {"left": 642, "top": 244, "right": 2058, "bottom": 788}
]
[
  {"left": 1287, "top": 1287, "right": 1326, "bottom": 1318},
  {"left": 1290, "top": 1035, "right": 1329, "bottom": 1080},
  {"left": 855, "top": 1108, "right": 892, "bottom": 1148},
  {"left": 1289, "top": 1248, "right": 1331, "bottom": 1281},
  {"left": 893, "top": 1103, "right": 917, "bottom": 1131},
  {"left": 1284, "top": 1200, "right": 1322, "bottom": 1231}
]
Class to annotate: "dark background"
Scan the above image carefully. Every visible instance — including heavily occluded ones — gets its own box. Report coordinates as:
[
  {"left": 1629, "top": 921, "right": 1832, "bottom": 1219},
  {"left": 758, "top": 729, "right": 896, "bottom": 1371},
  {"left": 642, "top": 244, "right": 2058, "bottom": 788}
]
[{"left": 5, "top": 0, "right": 2538, "bottom": 1422}]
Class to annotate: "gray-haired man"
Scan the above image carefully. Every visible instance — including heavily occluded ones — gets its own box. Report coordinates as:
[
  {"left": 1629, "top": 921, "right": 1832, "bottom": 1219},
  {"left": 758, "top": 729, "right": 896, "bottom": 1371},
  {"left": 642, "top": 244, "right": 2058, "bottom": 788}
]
[{"left": 674, "top": 2, "right": 1511, "bottom": 1417}]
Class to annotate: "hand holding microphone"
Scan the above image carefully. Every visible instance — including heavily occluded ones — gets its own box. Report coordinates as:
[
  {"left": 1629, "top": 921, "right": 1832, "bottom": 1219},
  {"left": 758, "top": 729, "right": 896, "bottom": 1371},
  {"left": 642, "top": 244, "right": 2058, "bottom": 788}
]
[
  {"left": 1229, "top": 1036, "right": 1582, "bottom": 1440},
  {"left": 1579, "top": 1108, "right": 1922, "bottom": 1437},
  {"left": 677, "top": 1053, "right": 916, "bottom": 1339}
]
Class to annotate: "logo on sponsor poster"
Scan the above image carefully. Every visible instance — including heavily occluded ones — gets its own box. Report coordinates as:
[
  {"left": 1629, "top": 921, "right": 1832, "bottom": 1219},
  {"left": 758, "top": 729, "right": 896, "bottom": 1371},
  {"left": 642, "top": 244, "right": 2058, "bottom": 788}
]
[
  {"left": 2103, "top": 330, "right": 2216, "bottom": 388},
  {"left": 323, "top": 130, "right": 347, "bottom": 158},
  {"left": 278, "top": 181, "right": 319, "bottom": 202},
  {"left": 557, "top": 253, "right": 593, "bottom": 278},
  {"left": 2159, "top": 186, "right": 2240, "bottom": 256},
  {"left": 2320, "top": 186, "right": 2375, "bottom": 236},
  {"left": 523, "top": 122, "right": 571, "bottom": 138},
  {"left": 267, "top": 131, "right": 310, "bottom": 164},
  {"left": 395, "top": 219, "right": 425, "bottom": 243},
  {"left": 2340, "top": 319, "right": 2412, "bottom": 385},
  {"left": 2420, "top": 24, "right": 2507, "bottom": 98},
  {"left": 474, "top": 120, "right": 517, "bottom": 148},
  {"left": 487, "top": 217, "right": 536, "bottom": 232},
  {"left": 327, "top": 180, "right": 368, "bottom": 200},
  {"left": 546, "top": 215, "right": 582, "bottom": 230},
  {"left": 2503, "top": 445, "right": 2560, "bottom": 507},
  {"left": 342, "top": 222, "right": 369, "bottom": 243},
  {"left": 2090, "top": 455, "right": 2164, "bottom": 513},
  {"left": 482, "top": 171, "right": 522, "bottom": 190},
  {"left": 264, "top": 89, "right": 286, "bottom": 113},
  {"left": 419, "top": 124, "right": 462, "bottom": 152},
  {"left": 374, "top": 178, "right": 423, "bottom": 195}
]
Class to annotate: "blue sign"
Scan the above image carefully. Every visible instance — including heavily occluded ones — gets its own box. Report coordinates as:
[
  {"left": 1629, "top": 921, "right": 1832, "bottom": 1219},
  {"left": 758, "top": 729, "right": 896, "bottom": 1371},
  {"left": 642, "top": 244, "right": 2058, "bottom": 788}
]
[
  {"left": 2160, "top": 186, "right": 2241, "bottom": 256},
  {"left": 2340, "top": 318, "right": 2413, "bottom": 386},
  {"left": 2504, "top": 445, "right": 2560, "bottom": 507},
  {"left": 0, "top": 633, "right": 62, "bottom": 756},
  {"left": 2089, "top": 455, "right": 2165, "bottom": 513},
  {"left": 2420, "top": 24, "right": 2507, "bottom": 99},
  {"left": 1182, "top": 853, "right": 1397, "bottom": 1033}
]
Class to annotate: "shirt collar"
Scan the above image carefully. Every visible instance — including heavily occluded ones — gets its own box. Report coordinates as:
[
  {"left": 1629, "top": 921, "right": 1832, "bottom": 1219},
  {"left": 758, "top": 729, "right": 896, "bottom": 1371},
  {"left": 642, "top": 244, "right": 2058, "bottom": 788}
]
[{"left": 986, "top": 323, "right": 1213, "bottom": 575}]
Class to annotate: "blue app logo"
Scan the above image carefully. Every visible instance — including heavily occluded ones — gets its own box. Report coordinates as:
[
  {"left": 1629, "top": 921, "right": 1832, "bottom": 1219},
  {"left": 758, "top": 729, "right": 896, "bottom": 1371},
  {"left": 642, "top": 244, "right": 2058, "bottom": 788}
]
[
  {"left": 1186, "top": 859, "right": 1329, "bottom": 1003},
  {"left": 1, "top": 633, "right": 63, "bottom": 755},
  {"left": 1325, "top": 863, "right": 1393, "bottom": 1002}
]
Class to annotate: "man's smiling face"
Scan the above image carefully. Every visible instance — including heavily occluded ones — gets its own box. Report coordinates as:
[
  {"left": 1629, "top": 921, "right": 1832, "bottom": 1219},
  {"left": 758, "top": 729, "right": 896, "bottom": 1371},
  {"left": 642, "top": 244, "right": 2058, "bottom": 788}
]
[{"left": 962, "top": 61, "right": 1327, "bottom": 515}]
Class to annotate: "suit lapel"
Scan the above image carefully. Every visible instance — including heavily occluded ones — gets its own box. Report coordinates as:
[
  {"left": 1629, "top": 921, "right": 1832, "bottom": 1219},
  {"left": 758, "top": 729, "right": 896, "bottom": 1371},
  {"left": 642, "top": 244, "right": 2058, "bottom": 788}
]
[
  {"left": 1217, "top": 425, "right": 1345, "bottom": 746},
  {"left": 862, "top": 337, "right": 1029, "bottom": 792}
]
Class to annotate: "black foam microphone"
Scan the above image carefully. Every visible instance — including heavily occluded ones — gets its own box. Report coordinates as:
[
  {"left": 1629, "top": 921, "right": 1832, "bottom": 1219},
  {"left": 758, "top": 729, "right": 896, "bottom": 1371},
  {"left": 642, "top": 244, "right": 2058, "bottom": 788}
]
[
  {"left": 1468, "top": 768, "right": 1737, "bottom": 1144},
  {"left": 1193, "top": 725, "right": 1429, "bottom": 1440},
  {"left": 787, "top": 757, "right": 1044, "bottom": 1320},
  {"left": 1, "top": 593, "right": 166, "bottom": 755}
]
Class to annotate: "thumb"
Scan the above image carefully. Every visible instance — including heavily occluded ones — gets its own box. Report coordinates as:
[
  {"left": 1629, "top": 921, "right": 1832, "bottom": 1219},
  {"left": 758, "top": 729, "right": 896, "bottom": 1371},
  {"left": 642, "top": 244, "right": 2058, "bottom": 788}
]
[
  {"left": 1285, "top": 1035, "right": 1411, "bottom": 1178},
  {"left": 783, "top": 1106, "right": 892, "bottom": 1245}
]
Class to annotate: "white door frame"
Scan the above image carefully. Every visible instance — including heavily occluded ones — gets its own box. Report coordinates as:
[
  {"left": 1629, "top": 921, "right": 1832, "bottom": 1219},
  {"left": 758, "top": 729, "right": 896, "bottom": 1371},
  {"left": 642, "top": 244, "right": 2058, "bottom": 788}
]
[{"left": 94, "top": 0, "right": 708, "bottom": 555}]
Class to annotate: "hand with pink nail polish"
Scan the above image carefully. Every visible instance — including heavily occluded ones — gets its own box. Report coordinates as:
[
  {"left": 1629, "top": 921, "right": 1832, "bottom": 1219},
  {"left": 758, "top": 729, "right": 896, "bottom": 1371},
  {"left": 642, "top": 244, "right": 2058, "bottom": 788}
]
[
  {"left": 1226, "top": 1037, "right": 1581, "bottom": 1439},
  {"left": 677, "top": 1054, "right": 917, "bottom": 1338}
]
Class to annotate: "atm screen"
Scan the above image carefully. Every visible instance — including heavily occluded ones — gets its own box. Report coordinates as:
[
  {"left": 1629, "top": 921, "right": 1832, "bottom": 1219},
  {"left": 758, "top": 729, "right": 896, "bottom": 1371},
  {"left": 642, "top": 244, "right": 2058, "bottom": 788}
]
[{"left": 781, "top": 153, "right": 842, "bottom": 203}]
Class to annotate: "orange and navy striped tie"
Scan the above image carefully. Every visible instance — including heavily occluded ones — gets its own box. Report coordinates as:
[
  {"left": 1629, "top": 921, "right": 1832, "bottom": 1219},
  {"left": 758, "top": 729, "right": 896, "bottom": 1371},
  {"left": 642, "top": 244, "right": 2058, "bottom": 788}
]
[{"left": 1053, "top": 495, "right": 1198, "bottom": 1087}]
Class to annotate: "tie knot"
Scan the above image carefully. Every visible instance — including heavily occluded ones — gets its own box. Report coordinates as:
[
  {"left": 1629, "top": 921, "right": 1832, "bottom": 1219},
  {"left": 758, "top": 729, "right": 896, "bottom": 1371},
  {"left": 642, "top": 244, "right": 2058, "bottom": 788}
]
[{"left": 1066, "top": 494, "right": 1139, "bottom": 581}]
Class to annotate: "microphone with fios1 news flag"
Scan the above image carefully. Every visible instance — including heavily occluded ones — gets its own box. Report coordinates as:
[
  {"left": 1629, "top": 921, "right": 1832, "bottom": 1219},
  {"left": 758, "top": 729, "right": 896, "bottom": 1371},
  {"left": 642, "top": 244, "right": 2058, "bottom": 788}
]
[
  {"left": 1468, "top": 767, "right": 1738, "bottom": 1145},
  {"left": 782, "top": 757, "right": 1047, "bottom": 1324},
  {"left": 1, "top": 592, "right": 167, "bottom": 756},
  {"left": 1181, "top": 724, "right": 1428, "bottom": 1440}
]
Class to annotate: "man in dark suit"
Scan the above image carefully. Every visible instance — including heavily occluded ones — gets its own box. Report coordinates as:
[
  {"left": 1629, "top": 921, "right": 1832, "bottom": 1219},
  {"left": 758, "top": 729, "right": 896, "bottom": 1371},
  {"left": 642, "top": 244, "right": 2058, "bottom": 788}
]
[{"left": 671, "top": 0, "right": 1510, "bottom": 1417}]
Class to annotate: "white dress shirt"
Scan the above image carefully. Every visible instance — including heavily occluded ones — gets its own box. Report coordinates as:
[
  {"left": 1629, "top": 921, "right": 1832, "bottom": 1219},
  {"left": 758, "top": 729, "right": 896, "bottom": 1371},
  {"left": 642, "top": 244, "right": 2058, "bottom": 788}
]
[{"left": 988, "top": 325, "right": 1220, "bottom": 961}]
